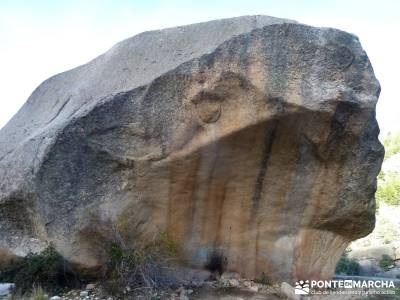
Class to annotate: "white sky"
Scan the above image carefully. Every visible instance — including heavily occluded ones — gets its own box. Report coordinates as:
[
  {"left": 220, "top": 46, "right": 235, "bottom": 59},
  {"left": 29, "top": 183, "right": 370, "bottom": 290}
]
[{"left": 0, "top": 0, "right": 399, "bottom": 132}]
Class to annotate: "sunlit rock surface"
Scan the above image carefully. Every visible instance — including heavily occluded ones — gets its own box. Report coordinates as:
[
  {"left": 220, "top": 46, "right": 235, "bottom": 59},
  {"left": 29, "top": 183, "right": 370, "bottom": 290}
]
[{"left": 0, "top": 15, "right": 383, "bottom": 282}]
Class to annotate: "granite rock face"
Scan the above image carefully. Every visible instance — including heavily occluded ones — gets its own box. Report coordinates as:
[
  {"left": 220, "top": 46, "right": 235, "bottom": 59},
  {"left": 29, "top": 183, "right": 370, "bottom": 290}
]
[{"left": 0, "top": 16, "right": 383, "bottom": 282}]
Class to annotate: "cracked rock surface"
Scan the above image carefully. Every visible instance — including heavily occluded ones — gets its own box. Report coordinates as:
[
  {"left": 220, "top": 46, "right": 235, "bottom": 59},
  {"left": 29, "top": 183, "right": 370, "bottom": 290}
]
[{"left": 0, "top": 15, "right": 383, "bottom": 282}]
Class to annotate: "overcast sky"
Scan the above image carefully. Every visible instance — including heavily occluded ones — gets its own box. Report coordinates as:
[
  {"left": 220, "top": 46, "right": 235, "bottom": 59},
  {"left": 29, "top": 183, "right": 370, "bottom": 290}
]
[{"left": 0, "top": 0, "right": 399, "bottom": 132}]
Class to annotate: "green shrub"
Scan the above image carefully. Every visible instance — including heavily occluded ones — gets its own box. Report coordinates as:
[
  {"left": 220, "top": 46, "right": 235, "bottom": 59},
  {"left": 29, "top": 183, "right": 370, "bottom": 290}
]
[
  {"left": 335, "top": 255, "right": 361, "bottom": 275},
  {"left": 376, "top": 173, "right": 400, "bottom": 206},
  {"left": 379, "top": 254, "right": 394, "bottom": 270},
  {"left": 254, "top": 272, "right": 271, "bottom": 286},
  {"left": 381, "top": 132, "right": 400, "bottom": 159},
  {"left": 0, "top": 244, "right": 81, "bottom": 295}
]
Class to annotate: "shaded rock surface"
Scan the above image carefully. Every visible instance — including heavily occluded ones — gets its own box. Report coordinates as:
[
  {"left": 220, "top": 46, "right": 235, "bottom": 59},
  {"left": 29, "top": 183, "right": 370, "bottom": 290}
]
[{"left": 0, "top": 15, "right": 383, "bottom": 282}]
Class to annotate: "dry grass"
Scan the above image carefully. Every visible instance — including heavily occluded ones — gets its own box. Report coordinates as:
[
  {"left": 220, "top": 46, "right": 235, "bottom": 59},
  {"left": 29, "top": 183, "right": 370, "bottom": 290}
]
[{"left": 78, "top": 213, "right": 181, "bottom": 297}]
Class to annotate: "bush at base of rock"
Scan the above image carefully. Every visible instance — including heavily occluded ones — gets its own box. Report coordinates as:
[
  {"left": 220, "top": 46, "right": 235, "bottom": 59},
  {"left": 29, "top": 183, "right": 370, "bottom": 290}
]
[
  {"left": 0, "top": 244, "right": 83, "bottom": 295},
  {"left": 335, "top": 255, "right": 361, "bottom": 276},
  {"left": 379, "top": 254, "right": 395, "bottom": 271},
  {"left": 254, "top": 272, "right": 272, "bottom": 286},
  {"left": 102, "top": 232, "right": 181, "bottom": 297}
]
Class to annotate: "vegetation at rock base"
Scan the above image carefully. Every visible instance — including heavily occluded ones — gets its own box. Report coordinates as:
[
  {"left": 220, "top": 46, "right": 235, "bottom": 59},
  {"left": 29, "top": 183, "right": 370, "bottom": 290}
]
[
  {"left": 0, "top": 229, "right": 180, "bottom": 298},
  {"left": 103, "top": 232, "right": 180, "bottom": 297},
  {"left": 3, "top": 286, "right": 50, "bottom": 300},
  {"left": 28, "top": 286, "right": 49, "bottom": 300},
  {"left": 78, "top": 214, "right": 180, "bottom": 298},
  {"left": 0, "top": 244, "right": 83, "bottom": 295},
  {"left": 254, "top": 272, "right": 272, "bottom": 286},
  {"left": 335, "top": 255, "right": 361, "bottom": 276}
]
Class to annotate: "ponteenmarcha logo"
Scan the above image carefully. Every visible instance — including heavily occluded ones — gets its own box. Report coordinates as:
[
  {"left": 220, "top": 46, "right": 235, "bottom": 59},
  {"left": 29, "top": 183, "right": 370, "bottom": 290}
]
[
  {"left": 295, "top": 280, "right": 310, "bottom": 294},
  {"left": 294, "top": 279, "right": 395, "bottom": 295}
]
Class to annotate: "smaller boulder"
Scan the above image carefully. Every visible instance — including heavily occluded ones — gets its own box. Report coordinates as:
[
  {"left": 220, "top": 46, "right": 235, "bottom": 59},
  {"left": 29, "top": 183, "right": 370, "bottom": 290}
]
[
  {"left": 281, "top": 282, "right": 301, "bottom": 300},
  {"left": 358, "top": 259, "right": 382, "bottom": 276},
  {"left": 377, "top": 267, "right": 400, "bottom": 279},
  {"left": 248, "top": 285, "right": 259, "bottom": 292},
  {"left": 85, "top": 283, "right": 96, "bottom": 290},
  {"left": 0, "top": 283, "right": 14, "bottom": 296},
  {"left": 227, "top": 278, "right": 240, "bottom": 287},
  {"left": 80, "top": 290, "right": 89, "bottom": 297}
]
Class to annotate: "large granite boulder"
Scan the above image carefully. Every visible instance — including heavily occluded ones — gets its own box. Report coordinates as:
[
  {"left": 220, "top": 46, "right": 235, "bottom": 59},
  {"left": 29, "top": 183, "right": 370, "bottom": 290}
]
[{"left": 0, "top": 15, "right": 383, "bottom": 282}]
